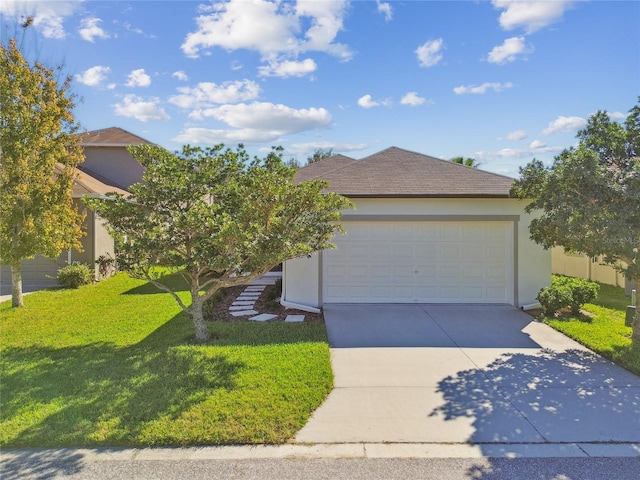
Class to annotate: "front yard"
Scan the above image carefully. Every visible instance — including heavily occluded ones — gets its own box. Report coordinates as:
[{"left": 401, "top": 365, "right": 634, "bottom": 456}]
[
  {"left": 0, "top": 274, "right": 332, "bottom": 447},
  {"left": 542, "top": 283, "right": 640, "bottom": 376}
]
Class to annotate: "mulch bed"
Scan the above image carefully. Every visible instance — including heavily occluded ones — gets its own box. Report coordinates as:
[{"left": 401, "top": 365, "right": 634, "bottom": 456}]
[{"left": 205, "top": 284, "right": 324, "bottom": 323}]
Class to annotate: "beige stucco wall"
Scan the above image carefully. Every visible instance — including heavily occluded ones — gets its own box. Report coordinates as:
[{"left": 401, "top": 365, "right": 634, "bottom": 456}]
[
  {"left": 282, "top": 198, "right": 550, "bottom": 308},
  {"left": 552, "top": 247, "right": 627, "bottom": 288}
]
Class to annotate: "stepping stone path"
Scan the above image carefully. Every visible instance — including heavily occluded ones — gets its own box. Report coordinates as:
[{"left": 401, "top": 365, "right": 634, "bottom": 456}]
[{"left": 227, "top": 273, "right": 306, "bottom": 322}]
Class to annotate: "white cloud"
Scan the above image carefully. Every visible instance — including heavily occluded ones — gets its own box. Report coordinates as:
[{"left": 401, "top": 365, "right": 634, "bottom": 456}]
[
  {"left": 78, "top": 17, "right": 109, "bottom": 42},
  {"left": 169, "top": 80, "right": 260, "bottom": 110},
  {"left": 75, "top": 65, "right": 111, "bottom": 87},
  {"left": 608, "top": 111, "right": 626, "bottom": 120},
  {"left": 172, "top": 71, "right": 189, "bottom": 82},
  {"left": 542, "top": 115, "right": 586, "bottom": 135},
  {"left": 487, "top": 36, "right": 531, "bottom": 64},
  {"left": 181, "top": 0, "right": 352, "bottom": 67},
  {"left": 113, "top": 95, "right": 170, "bottom": 122},
  {"left": 125, "top": 69, "right": 152, "bottom": 88},
  {"left": 400, "top": 92, "right": 427, "bottom": 107},
  {"left": 376, "top": 1, "right": 393, "bottom": 21},
  {"left": 492, "top": 0, "right": 574, "bottom": 34},
  {"left": 173, "top": 102, "right": 332, "bottom": 144},
  {"left": 0, "top": 0, "right": 81, "bottom": 39},
  {"left": 195, "top": 102, "right": 331, "bottom": 131},
  {"left": 258, "top": 58, "right": 317, "bottom": 78},
  {"left": 453, "top": 82, "right": 513, "bottom": 95},
  {"left": 501, "top": 129, "right": 527, "bottom": 141},
  {"left": 415, "top": 38, "right": 444, "bottom": 68},
  {"left": 529, "top": 139, "right": 547, "bottom": 149},
  {"left": 357, "top": 94, "right": 391, "bottom": 109}
]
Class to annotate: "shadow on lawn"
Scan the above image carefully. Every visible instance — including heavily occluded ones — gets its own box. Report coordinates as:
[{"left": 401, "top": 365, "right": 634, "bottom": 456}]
[
  {"left": 122, "top": 271, "right": 190, "bottom": 295},
  {"left": 1, "top": 315, "right": 245, "bottom": 453},
  {"left": 429, "top": 348, "right": 640, "bottom": 479}
]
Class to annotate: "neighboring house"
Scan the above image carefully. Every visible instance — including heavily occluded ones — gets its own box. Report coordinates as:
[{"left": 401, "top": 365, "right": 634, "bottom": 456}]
[
  {"left": 0, "top": 127, "right": 150, "bottom": 286},
  {"left": 78, "top": 127, "right": 151, "bottom": 190},
  {"left": 552, "top": 248, "right": 634, "bottom": 294},
  {"left": 0, "top": 167, "right": 129, "bottom": 285},
  {"left": 281, "top": 147, "right": 550, "bottom": 310}
]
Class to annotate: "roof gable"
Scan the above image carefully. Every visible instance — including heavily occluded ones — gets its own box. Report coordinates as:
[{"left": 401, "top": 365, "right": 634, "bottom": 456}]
[
  {"left": 79, "top": 127, "right": 153, "bottom": 147},
  {"left": 295, "top": 146, "right": 514, "bottom": 198}
]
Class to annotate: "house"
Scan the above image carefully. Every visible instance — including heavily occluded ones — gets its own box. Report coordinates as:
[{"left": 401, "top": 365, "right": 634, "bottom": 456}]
[
  {"left": 78, "top": 127, "right": 151, "bottom": 190},
  {"left": 0, "top": 127, "right": 150, "bottom": 286},
  {"left": 0, "top": 167, "right": 129, "bottom": 285},
  {"left": 281, "top": 147, "right": 550, "bottom": 310}
]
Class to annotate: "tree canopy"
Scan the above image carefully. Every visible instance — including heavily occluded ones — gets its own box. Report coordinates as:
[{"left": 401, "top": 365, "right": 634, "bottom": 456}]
[
  {"left": 511, "top": 99, "right": 640, "bottom": 338},
  {"left": 306, "top": 148, "right": 334, "bottom": 165},
  {"left": 86, "top": 144, "right": 353, "bottom": 342},
  {"left": 0, "top": 36, "right": 84, "bottom": 307}
]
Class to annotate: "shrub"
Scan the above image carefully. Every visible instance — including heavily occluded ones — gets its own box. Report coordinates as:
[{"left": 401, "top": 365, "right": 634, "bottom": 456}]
[
  {"left": 537, "top": 275, "right": 600, "bottom": 317},
  {"left": 57, "top": 262, "right": 93, "bottom": 289},
  {"left": 538, "top": 283, "right": 572, "bottom": 317},
  {"left": 202, "top": 287, "right": 227, "bottom": 321}
]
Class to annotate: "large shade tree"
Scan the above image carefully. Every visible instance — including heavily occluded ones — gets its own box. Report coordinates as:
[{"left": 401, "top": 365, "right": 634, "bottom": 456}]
[
  {"left": 511, "top": 100, "right": 640, "bottom": 339},
  {"left": 0, "top": 36, "right": 84, "bottom": 307},
  {"left": 86, "top": 144, "right": 353, "bottom": 342}
]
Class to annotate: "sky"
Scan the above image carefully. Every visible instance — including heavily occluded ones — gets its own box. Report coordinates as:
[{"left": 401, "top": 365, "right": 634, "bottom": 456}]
[{"left": 1, "top": 0, "right": 638, "bottom": 178}]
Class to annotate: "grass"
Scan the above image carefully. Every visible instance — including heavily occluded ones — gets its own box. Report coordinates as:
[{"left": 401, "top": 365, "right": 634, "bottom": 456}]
[
  {"left": 0, "top": 273, "right": 332, "bottom": 447},
  {"left": 543, "top": 283, "right": 640, "bottom": 376}
]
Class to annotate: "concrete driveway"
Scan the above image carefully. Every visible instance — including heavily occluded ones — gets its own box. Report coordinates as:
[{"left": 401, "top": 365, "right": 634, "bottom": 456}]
[{"left": 294, "top": 304, "right": 640, "bottom": 447}]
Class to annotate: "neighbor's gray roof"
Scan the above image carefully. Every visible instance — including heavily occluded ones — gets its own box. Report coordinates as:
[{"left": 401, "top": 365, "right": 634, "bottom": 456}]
[
  {"left": 79, "top": 127, "right": 153, "bottom": 147},
  {"left": 294, "top": 146, "right": 514, "bottom": 198}
]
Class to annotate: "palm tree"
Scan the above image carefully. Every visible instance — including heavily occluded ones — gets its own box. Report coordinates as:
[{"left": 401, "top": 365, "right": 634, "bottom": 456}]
[{"left": 450, "top": 156, "right": 480, "bottom": 168}]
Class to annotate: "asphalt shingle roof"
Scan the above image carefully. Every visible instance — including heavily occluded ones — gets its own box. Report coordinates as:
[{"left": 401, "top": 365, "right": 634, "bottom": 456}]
[
  {"left": 55, "top": 164, "right": 129, "bottom": 198},
  {"left": 294, "top": 146, "right": 514, "bottom": 197},
  {"left": 78, "top": 127, "right": 152, "bottom": 146}
]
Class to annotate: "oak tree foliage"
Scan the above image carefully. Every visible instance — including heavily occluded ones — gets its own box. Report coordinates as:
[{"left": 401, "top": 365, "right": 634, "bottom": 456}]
[{"left": 511, "top": 100, "right": 640, "bottom": 338}]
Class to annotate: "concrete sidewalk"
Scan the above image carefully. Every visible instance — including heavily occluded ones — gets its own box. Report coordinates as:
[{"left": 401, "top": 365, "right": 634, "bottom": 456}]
[{"left": 295, "top": 305, "right": 640, "bottom": 449}]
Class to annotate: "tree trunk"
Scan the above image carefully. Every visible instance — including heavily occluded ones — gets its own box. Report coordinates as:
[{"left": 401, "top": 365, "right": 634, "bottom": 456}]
[
  {"left": 11, "top": 262, "right": 23, "bottom": 308},
  {"left": 190, "top": 290, "right": 209, "bottom": 342}
]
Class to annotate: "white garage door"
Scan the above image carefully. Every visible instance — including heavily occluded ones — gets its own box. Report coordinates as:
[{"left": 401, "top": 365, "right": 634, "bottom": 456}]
[{"left": 323, "top": 221, "right": 514, "bottom": 304}]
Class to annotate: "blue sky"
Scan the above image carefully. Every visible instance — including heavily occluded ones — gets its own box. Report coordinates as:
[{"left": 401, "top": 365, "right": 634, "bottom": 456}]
[{"left": 2, "top": 0, "right": 638, "bottom": 177}]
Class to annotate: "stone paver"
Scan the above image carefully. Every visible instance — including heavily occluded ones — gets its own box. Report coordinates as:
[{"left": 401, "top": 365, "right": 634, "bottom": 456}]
[
  {"left": 250, "top": 313, "right": 278, "bottom": 322},
  {"left": 230, "top": 310, "right": 258, "bottom": 317},
  {"left": 285, "top": 315, "right": 305, "bottom": 323}
]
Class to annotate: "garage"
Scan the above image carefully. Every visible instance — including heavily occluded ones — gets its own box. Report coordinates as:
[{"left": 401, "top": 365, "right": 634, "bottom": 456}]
[
  {"left": 281, "top": 147, "right": 551, "bottom": 310},
  {"left": 323, "top": 221, "right": 514, "bottom": 304}
]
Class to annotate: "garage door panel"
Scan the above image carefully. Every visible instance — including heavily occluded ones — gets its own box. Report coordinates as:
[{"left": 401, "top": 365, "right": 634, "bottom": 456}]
[{"left": 323, "top": 221, "right": 514, "bottom": 304}]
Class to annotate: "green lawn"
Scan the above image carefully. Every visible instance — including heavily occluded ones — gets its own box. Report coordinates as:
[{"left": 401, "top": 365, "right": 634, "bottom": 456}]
[
  {"left": 543, "top": 283, "right": 640, "bottom": 376},
  {"left": 0, "top": 274, "right": 332, "bottom": 447}
]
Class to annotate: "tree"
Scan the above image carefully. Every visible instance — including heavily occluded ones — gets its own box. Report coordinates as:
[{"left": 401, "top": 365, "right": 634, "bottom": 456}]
[
  {"left": 0, "top": 37, "right": 84, "bottom": 308},
  {"left": 86, "top": 144, "right": 353, "bottom": 342},
  {"left": 450, "top": 156, "right": 480, "bottom": 168},
  {"left": 306, "top": 148, "right": 334, "bottom": 165},
  {"left": 511, "top": 100, "right": 640, "bottom": 339}
]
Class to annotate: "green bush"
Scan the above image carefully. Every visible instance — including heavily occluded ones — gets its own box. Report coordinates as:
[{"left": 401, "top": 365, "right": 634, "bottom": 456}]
[
  {"left": 202, "top": 288, "right": 228, "bottom": 321},
  {"left": 57, "top": 262, "right": 93, "bottom": 289},
  {"left": 537, "top": 275, "right": 600, "bottom": 317}
]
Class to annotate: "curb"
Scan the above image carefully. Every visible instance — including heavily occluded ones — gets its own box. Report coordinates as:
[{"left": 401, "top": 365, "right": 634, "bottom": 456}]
[{"left": 2, "top": 443, "right": 639, "bottom": 462}]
